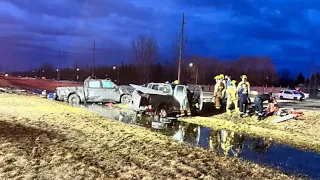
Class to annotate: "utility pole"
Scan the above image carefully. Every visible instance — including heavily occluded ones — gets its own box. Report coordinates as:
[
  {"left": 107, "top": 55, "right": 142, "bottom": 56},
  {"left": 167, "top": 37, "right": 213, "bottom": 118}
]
[
  {"left": 92, "top": 40, "right": 96, "bottom": 77},
  {"left": 309, "top": 58, "right": 315, "bottom": 97},
  {"left": 58, "top": 52, "right": 61, "bottom": 82},
  {"left": 177, "top": 12, "right": 185, "bottom": 83}
]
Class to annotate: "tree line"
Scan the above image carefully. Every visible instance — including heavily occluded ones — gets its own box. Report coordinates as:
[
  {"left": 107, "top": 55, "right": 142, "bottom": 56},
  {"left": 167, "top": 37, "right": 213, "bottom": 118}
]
[{"left": 10, "top": 35, "right": 309, "bottom": 87}]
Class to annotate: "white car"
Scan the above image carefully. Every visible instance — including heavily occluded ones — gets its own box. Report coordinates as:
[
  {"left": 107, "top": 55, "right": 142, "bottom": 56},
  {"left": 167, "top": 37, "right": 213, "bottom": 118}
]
[{"left": 278, "top": 90, "right": 309, "bottom": 100}]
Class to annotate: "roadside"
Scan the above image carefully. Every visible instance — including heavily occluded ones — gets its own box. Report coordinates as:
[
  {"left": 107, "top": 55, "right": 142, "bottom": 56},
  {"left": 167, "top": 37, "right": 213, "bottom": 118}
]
[
  {"left": 0, "top": 93, "right": 300, "bottom": 179},
  {"left": 1, "top": 77, "right": 80, "bottom": 92},
  {"left": 181, "top": 110, "right": 320, "bottom": 153}
]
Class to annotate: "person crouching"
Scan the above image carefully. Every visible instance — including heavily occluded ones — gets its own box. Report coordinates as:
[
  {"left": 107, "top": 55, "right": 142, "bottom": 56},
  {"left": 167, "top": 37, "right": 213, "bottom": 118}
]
[
  {"left": 254, "top": 92, "right": 277, "bottom": 120},
  {"left": 238, "top": 83, "right": 249, "bottom": 118}
]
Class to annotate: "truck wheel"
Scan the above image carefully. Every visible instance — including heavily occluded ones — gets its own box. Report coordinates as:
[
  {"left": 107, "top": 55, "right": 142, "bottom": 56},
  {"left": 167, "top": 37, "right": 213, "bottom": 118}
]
[
  {"left": 68, "top": 94, "right": 80, "bottom": 105},
  {"left": 154, "top": 104, "right": 168, "bottom": 122},
  {"left": 280, "top": 96, "right": 283, "bottom": 99},
  {"left": 120, "top": 95, "right": 131, "bottom": 104}
]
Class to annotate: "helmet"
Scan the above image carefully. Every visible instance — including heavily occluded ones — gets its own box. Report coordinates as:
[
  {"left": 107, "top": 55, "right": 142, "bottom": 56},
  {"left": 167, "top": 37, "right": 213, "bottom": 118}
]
[
  {"left": 241, "top": 75, "right": 247, "bottom": 79},
  {"left": 173, "top": 80, "right": 179, "bottom": 84},
  {"left": 231, "top": 80, "right": 237, "bottom": 85},
  {"left": 219, "top": 74, "right": 224, "bottom": 79},
  {"left": 214, "top": 75, "right": 220, "bottom": 79}
]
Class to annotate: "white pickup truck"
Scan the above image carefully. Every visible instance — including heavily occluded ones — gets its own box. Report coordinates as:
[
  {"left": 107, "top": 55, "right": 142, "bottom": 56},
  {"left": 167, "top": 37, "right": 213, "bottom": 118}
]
[{"left": 129, "top": 83, "right": 204, "bottom": 120}]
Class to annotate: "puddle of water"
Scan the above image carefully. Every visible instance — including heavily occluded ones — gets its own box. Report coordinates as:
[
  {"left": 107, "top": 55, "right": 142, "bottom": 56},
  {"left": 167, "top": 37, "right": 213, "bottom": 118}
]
[{"left": 82, "top": 104, "right": 320, "bottom": 179}]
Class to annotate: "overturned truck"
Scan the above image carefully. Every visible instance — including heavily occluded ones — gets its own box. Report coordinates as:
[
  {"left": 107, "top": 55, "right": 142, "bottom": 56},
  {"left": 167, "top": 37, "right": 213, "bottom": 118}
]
[{"left": 129, "top": 83, "right": 204, "bottom": 120}]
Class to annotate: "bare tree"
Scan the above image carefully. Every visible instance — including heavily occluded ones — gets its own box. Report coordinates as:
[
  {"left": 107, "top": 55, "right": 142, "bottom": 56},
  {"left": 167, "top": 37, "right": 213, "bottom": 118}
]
[{"left": 131, "top": 35, "right": 158, "bottom": 83}]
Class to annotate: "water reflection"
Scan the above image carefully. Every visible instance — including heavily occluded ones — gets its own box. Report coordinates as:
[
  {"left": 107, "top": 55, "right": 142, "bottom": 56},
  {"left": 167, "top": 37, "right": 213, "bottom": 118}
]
[
  {"left": 173, "top": 125, "right": 247, "bottom": 157},
  {"left": 82, "top": 104, "right": 320, "bottom": 179}
]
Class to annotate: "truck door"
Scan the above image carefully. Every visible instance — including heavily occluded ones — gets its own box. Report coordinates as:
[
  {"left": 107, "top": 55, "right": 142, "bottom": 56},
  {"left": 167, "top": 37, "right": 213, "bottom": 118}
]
[
  {"left": 101, "top": 80, "right": 121, "bottom": 102},
  {"left": 86, "top": 80, "right": 105, "bottom": 102},
  {"left": 174, "top": 85, "right": 188, "bottom": 111}
]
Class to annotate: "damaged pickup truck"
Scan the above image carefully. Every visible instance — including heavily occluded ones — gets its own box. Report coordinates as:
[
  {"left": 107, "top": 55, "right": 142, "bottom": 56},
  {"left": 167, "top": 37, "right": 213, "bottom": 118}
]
[
  {"left": 129, "top": 82, "right": 203, "bottom": 120},
  {"left": 56, "top": 77, "right": 133, "bottom": 105}
]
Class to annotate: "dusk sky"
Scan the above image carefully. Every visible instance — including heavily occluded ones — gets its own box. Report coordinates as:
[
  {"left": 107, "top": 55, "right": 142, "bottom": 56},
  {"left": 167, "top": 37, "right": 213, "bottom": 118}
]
[{"left": 1, "top": 0, "right": 319, "bottom": 77}]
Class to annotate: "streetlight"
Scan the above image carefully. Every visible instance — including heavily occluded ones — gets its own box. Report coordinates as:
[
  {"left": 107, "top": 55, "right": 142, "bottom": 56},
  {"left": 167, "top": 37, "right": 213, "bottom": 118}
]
[
  {"left": 40, "top": 69, "right": 44, "bottom": 78},
  {"left": 189, "top": 62, "right": 199, "bottom": 85},
  {"left": 56, "top": 69, "right": 60, "bottom": 82},
  {"left": 113, "top": 66, "right": 120, "bottom": 83},
  {"left": 76, "top": 68, "right": 80, "bottom": 82}
]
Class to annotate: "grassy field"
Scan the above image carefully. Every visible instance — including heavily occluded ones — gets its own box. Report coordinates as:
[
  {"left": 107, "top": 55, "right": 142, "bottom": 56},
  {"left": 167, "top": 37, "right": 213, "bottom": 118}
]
[
  {"left": 0, "top": 93, "right": 302, "bottom": 179},
  {"left": 181, "top": 110, "right": 320, "bottom": 153}
]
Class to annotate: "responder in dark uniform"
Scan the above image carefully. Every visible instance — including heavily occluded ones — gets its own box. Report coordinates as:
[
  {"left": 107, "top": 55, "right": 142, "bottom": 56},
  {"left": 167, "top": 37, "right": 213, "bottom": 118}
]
[
  {"left": 254, "top": 92, "right": 276, "bottom": 120},
  {"left": 238, "top": 83, "right": 249, "bottom": 118}
]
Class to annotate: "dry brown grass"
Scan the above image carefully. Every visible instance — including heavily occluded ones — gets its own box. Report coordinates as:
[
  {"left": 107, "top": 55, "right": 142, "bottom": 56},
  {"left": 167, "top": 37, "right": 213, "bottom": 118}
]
[
  {"left": 181, "top": 110, "right": 320, "bottom": 153},
  {"left": 0, "top": 93, "right": 301, "bottom": 179}
]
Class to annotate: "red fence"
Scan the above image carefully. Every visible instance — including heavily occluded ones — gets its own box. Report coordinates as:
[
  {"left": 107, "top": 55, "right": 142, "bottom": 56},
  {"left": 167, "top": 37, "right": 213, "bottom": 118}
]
[{"left": 188, "top": 84, "right": 289, "bottom": 94}]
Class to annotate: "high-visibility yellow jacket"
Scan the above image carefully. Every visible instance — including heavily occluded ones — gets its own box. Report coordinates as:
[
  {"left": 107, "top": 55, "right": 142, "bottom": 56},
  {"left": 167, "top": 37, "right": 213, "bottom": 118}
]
[
  {"left": 227, "top": 86, "right": 238, "bottom": 101},
  {"left": 214, "top": 81, "right": 225, "bottom": 97}
]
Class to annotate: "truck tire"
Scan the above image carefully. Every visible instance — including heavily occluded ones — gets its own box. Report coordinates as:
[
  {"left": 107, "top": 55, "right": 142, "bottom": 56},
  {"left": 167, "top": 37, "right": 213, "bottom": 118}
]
[
  {"left": 280, "top": 96, "right": 283, "bottom": 99},
  {"left": 68, "top": 94, "right": 80, "bottom": 105},
  {"left": 154, "top": 104, "right": 168, "bottom": 122},
  {"left": 120, "top": 94, "right": 131, "bottom": 104}
]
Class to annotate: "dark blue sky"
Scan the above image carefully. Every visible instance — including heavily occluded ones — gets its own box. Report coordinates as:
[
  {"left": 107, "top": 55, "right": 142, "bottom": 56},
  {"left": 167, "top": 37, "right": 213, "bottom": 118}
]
[{"left": 0, "top": 0, "right": 319, "bottom": 77}]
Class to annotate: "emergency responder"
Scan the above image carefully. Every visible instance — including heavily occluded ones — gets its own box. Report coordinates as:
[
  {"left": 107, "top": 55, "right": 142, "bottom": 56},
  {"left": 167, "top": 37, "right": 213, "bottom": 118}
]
[
  {"left": 214, "top": 75, "right": 225, "bottom": 110},
  {"left": 254, "top": 92, "right": 277, "bottom": 120},
  {"left": 220, "top": 74, "right": 227, "bottom": 99},
  {"left": 225, "top": 75, "right": 232, "bottom": 99},
  {"left": 225, "top": 75, "right": 231, "bottom": 88},
  {"left": 226, "top": 80, "right": 239, "bottom": 113},
  {"left": 220, "top": 74, "right": 226, "bottom": 91},
  {"left": 238, "top": 83, "right": 249, "bottom": 118},
  {"left": 296, "top": 88, "right": 305, "bottom": 99},
  {"left": 237, "top": 75, "right": 250, "bottom": 94}
]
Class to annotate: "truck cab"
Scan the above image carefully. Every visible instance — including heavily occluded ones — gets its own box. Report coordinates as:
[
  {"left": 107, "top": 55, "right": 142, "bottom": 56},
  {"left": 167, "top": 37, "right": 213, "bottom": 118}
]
[
  {"left": 56, "top": 77, "right": 132, "bottom": 105},
  {"left": 130, "top": 82, "right": 203, "bottom": 119}
]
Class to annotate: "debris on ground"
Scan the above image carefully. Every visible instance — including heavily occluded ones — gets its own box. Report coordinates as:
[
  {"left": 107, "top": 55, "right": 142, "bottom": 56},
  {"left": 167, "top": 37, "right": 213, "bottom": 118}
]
[
  {"left": 272, "top": 108, "right": 304, "bottom": 123},
  {"left": 0, "top": 87, "right": 27, "bottom": 95}
]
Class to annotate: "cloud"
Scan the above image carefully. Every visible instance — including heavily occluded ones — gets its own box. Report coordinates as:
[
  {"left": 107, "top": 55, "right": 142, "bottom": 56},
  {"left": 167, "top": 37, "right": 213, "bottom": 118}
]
[{"left": 0, "top": 0, "right": 320, "bottom": 76}]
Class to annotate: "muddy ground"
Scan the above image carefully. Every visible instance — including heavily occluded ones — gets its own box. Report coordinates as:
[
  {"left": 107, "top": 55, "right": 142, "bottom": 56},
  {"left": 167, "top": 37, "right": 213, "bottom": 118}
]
[{"left": 0, "top": 93, "right": 302, "bottom": 179}]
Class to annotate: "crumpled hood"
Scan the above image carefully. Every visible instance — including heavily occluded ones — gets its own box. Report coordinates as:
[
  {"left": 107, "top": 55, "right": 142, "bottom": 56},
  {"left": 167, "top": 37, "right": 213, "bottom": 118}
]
[{"left": 119, "top": 85, "right": 134, "bottom": 94}]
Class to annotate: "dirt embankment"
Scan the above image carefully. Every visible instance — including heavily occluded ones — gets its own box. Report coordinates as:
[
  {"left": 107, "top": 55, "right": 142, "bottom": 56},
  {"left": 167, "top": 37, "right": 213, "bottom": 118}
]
[{"left": 0, "top": 93, "right": 301, "bottom": 179}]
